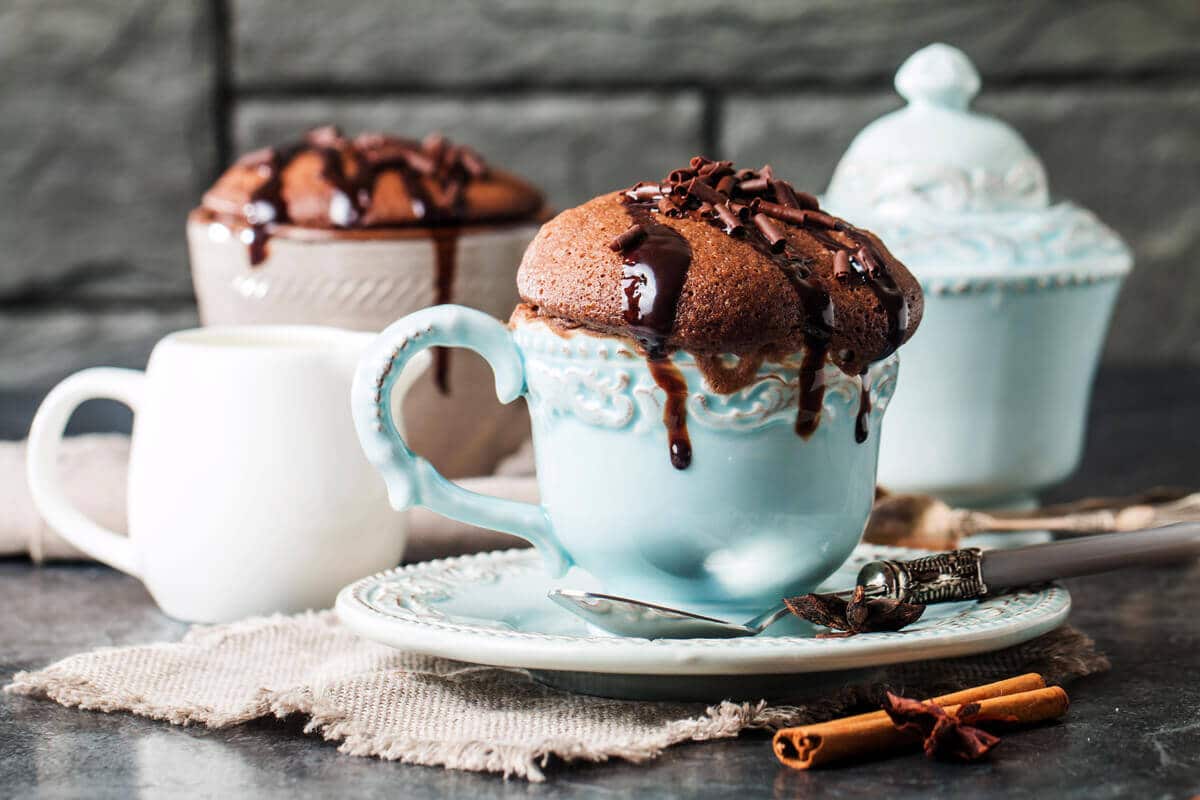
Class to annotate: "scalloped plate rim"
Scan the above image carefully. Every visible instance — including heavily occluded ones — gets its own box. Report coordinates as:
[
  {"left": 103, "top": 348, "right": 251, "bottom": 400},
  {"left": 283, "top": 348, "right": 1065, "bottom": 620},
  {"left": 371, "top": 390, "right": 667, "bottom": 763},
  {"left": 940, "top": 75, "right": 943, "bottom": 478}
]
[{"left": 335, "top": 547, "right": 1071, "bottom": 676}]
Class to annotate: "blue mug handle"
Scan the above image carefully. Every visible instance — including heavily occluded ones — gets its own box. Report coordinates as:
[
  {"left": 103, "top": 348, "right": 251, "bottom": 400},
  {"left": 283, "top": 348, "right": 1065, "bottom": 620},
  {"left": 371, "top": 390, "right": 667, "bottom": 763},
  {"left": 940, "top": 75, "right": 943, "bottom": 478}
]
[{"left": 351, "top": 304, "right": 571, "bottom": 576}]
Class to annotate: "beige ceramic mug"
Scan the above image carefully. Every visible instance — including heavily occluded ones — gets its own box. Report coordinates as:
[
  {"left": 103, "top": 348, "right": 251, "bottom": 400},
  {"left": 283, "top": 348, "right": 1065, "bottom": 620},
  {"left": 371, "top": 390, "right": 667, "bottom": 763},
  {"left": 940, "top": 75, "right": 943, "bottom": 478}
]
[{"left": 187, "top": 213, "right": 540, "bottom": 478}]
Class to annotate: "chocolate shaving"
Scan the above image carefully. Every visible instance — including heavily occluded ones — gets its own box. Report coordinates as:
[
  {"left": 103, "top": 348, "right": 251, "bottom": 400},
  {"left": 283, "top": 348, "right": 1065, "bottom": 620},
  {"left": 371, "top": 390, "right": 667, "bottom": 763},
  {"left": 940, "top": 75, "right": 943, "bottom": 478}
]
[
  {"left": 715, "top": 174, "right": 737, "bottom": 196},
  {"left": 771, "top": 179, "right": 801, "bottom": 209},
  {"left": 714, "top": 202, "right": 745, "bottom": 236},
  {"left": 884, "top": 692, "right": 1013, "bottom": 762},
  {"left": 305, "top": 125, "right": 343, "bottom": 147},
  {"left": 401, "top": 149, "right": 436, "bottom": 175},
  {"left": 668, "top": 168, "right": 696, "bottom": 184},
  {"left": 857, "top": 246, "right": 884, "bottom": 276},
  {"left": 658, "top": 195, "right": 682, "bottom": 217},
  {"left": 458, "top": 146, "right": 488, "bottom": 178},
  {"left": 625, "top": 183, "right": 667, "bottom": 202},
  {"left": 750, "top": 199, "right": 808, "bottom": 227},
  {"left": 737, "top": 177, "right": 770, "bottom": 194},
  {"left": 833, "top": 250, "right": 852, "bottom": 282},
  {"left": 699, "top": 160, "right": 735, "bottom": 181},
  {"left": 422, "top": 133, "right": 447, "bottom": 165},
  {"left": 793, "top": 190, "right": 820, "bottom": 210},
  {"left": 804, "top": 210, "right": 841, "bottom": 230},
  {"left": 770, "top": 179, "right": 819, "bottom": 211},
  {"left": 685, "top": 177, "right": 725, "bottom": 206},
  {"left": 752, "top": 213, "right": 786, "bottom": 252},
  {"left": 783, "top": 585, "right": 925, "bottom": 635},
  {"left": 729, "top": 201, "right": 751, "bottom": 221},
  {"left": 609, "top": 224, "right": 647, "bottom": 253}
]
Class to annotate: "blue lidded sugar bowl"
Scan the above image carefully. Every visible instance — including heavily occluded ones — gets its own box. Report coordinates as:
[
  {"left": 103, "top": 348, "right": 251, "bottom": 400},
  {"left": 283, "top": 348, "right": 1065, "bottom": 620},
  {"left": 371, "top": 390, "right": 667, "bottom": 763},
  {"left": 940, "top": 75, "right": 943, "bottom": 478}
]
[{"left": 825, "top": 44, "right": 1132, "bottom": 507}]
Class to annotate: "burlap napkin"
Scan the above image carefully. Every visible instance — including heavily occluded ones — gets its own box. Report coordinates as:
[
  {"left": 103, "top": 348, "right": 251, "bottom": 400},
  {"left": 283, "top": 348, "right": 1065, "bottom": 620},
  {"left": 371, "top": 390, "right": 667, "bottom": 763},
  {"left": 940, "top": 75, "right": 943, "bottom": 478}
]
[
  {"left": 0, "top": 435, "right": 537, "bottom": 563},
  {"left": 7, "top": 612, "right": 1107, "bottom": 782}
]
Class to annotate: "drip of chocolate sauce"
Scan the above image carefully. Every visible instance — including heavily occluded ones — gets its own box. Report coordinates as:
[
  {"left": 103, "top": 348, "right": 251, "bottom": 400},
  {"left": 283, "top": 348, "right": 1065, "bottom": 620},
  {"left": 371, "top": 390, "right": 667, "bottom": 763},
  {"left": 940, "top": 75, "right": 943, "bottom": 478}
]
[
  {"left": 646, "top": 358, "right": 693, "bottom": 470},
  {"left": 430, "top": 228, "right": 459, "bottom": 394},
  {"left": 795, "top": 343, "right": 829, "bottom": 439},
  {"left": 618, "top": 202, "right": 694, "bottom": 359},
  {"left": 806, "top": 226, "right": 908, "bottom": 359},
  {"left": 618, "top": 200, "right": 695, "bottom": 469},
  {"left": 855, "top": 371, "right": 872, "bottom": 444},
  {"left": 733, "top": 237, "right": 834, "bottom": 440}
]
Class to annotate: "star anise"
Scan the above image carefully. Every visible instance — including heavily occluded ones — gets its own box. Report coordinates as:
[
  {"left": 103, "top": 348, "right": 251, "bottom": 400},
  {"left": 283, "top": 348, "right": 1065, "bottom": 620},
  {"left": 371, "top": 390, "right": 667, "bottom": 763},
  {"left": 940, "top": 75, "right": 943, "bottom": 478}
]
[
  {"left": 884, "top": 692, "right": 1016, "bottom": 761},
  {"left": 783, "top": 585, "right": 925, "bottom": 636}
]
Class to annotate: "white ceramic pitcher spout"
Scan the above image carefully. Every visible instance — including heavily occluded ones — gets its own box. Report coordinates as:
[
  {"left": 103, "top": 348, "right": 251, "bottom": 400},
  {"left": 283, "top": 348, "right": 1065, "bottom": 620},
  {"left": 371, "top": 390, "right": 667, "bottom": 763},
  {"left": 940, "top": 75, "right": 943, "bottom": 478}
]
[{"left": 27, "top": 325, "right": 428, "bottom": 622}]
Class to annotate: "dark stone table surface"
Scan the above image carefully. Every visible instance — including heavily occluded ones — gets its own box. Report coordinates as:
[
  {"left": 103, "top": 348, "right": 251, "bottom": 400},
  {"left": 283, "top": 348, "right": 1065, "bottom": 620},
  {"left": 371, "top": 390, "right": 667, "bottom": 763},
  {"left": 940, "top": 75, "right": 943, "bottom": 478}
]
[{"left": 2, "top": 366, "right": 1199, "bottom": 798}]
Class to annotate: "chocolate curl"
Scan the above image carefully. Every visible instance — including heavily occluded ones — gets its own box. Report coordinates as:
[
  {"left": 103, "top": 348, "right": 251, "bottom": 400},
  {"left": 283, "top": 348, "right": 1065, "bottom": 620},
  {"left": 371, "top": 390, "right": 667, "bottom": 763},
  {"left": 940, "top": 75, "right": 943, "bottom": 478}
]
[
  {"left": 833, "top": 249, "right": 852, "bottom": 282},
  {"left": 770, "top": 179, "right": 818, "bottom": 211},
  {"left": 760, "top": 164, "right": 775, "bottom": 182},
  {"left": 685, "top": 177, "right": 725, "bottom": 206},
  {"left": 657, "top": 195, "right": 682, "bottom": 217},
  {"left": 458, "top": 146, "right": 488, "bottom": 178},
  {"left": 609, "top": 224, "right": 647, "bottom": 253},
  {"left": 698, "top": 160, "right": 735, "bottom": 181},
  {"left": 795, "top": 189, "right": 820, "bottom": 210},
  {"left": 401, "top": 149, "right": 436, "bottom": 175},
  {"left": 625, "top": 182, "right": 667, "bottom": 201},
  {"left": 751, "top": 199, "right": 807, "bottom": 226},
  {"left": 422, "top": 133, "right": 448, "bottom": 164},
  {"left": 753, "top": 213, "right": 787, "bottom": 253},
  {"left": 714, "top": 202, "right": 745, "bottom": 236},
  {"left": 735, "top": 168, "right": 757, "bottom": 181},
  {"left": 689, "top": 155, "right": 713, "bottom": 171},
  {"left": 697, "top": 201, "right": 716, "bottom": 218},
  {"left": 305, "top": 125, "right": 344, "bottom": 147},
  {"left": 715, "top": 174, "right": 736, "bottom": 196},
  {"left": 668, "top": 168, "right": 696, "bottom": 184},
  {"left": 857, "top": 245, "right": 886, "bottom": 276},
  {"left": 737, "top": 177, "right": 770, "bottom": 194},
  {"left": 803, "top": 209, "right": 841, "bottom": 230},
  {"left": 441, "top": 144, "right": 464, "bottom": 173},
  {"left": 729, "top": 201, "right": 752, "bottom": 221}
]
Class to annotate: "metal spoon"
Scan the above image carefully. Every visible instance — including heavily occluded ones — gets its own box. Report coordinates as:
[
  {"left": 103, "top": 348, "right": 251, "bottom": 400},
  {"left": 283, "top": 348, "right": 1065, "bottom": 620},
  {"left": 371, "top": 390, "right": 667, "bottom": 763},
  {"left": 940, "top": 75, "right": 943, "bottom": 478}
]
[{"left": 549, "top": 522, "right": 1200, "bottom": 639}]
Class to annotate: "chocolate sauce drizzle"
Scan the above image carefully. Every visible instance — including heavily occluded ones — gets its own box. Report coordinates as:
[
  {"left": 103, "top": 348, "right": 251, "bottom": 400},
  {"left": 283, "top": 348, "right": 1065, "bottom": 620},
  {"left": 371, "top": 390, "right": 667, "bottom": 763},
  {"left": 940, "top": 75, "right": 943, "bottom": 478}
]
[
  {"left": 613, "top": 158, "right": 910, "bottom": 465},
  {"left": 238, "top": 128, "right": 483, "bottom": 394},
  {"left": 616, "top": 201, "right": 695, "bottom": 468},
  {"left": 855, "top": 370, "right": 872, "bottom": 444},
  {"left": 430, "top": 228, "right": 460, "bottom": 394}
]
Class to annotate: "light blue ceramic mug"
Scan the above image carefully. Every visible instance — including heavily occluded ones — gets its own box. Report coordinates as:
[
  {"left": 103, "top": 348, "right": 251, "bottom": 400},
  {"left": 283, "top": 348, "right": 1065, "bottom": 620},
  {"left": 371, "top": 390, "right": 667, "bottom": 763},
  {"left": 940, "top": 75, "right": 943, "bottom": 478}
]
[{"left": 352, "top": 304, "right": 899, "bottom": 615}]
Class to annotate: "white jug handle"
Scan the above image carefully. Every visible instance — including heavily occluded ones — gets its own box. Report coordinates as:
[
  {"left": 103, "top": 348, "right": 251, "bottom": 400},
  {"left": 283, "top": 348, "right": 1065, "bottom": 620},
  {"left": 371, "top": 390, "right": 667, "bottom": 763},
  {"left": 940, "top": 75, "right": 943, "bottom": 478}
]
[{"left": 26, "top": 368, "right": 144, "bottom": 576}]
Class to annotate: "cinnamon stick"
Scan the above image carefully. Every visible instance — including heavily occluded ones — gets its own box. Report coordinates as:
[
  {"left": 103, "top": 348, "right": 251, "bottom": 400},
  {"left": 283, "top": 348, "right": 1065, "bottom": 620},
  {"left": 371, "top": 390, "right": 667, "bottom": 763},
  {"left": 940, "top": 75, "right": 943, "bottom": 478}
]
[{"left": 773, "top": 674, "right": 1062, "bottom": 770}]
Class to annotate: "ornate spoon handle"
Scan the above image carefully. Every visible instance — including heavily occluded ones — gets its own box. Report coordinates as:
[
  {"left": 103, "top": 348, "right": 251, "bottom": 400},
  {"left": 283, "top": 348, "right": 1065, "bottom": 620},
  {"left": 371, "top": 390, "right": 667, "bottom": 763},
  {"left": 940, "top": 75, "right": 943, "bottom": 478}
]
[{"left": 855, "top": 523, "right": 1200, "bottom": 605}]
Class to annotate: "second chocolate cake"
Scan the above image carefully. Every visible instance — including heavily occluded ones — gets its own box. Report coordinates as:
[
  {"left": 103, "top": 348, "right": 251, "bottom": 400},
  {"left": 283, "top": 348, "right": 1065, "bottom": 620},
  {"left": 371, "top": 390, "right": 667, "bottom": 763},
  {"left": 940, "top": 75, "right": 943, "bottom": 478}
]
[{"left": 516, "top": 158, "right": 924, "bottom": 463}]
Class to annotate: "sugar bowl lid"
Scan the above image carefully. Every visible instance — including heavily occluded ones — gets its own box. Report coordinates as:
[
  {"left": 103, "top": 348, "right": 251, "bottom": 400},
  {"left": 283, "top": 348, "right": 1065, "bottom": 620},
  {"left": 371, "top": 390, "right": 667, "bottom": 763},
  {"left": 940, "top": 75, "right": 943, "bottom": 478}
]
[
  {"left": 825, "top": 43, "right": 1131, "bottom": 283},
  {"left": 826, "top": 43, "right": 1048, "bottom": 214}
]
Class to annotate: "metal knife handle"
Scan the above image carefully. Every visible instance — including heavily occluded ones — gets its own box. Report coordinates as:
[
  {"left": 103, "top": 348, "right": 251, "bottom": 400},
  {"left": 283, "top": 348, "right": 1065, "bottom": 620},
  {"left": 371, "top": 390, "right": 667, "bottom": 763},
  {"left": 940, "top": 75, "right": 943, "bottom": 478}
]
[
  {"left": 980, "top": 522, "right": 1200, "bottom": 589},
  {"left": 856, "top": 548, "right": 987, "bottom": 604}
]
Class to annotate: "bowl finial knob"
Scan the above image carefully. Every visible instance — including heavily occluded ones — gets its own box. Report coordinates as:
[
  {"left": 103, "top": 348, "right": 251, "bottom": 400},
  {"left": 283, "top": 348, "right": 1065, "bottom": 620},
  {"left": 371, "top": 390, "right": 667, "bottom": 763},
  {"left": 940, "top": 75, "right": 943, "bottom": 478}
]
[{"left": 895, "top": 43, "right": 981, "bottom": 111}]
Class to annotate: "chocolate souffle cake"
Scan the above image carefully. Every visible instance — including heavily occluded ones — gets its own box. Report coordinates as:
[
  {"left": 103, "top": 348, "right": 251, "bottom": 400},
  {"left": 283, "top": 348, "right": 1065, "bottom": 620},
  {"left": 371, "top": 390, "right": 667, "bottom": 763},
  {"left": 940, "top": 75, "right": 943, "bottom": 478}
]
[
  {"left": 515, "top": 158, "right": 924, "bottom": 465},
  {"left": 188, "top": 127, "right": 547, "bottom": 477},
  {"left": 198, "top": 126, "right": 544, "bottom": 261}
]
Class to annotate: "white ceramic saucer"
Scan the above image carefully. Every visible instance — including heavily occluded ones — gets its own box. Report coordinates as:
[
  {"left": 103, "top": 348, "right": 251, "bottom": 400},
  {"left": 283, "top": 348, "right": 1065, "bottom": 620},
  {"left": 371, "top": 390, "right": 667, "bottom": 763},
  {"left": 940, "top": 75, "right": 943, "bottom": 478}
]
[{"left": 335, "top": 546, "right": 1070, "bottom": 701}]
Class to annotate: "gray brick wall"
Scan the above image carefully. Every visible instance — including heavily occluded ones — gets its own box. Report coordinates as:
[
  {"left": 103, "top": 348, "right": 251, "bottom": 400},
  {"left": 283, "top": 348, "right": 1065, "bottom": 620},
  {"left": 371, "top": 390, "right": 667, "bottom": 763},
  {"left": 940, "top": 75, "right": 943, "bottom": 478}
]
[{"left": 2, "top": 0, "right": 1198, "bottom": 390}]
